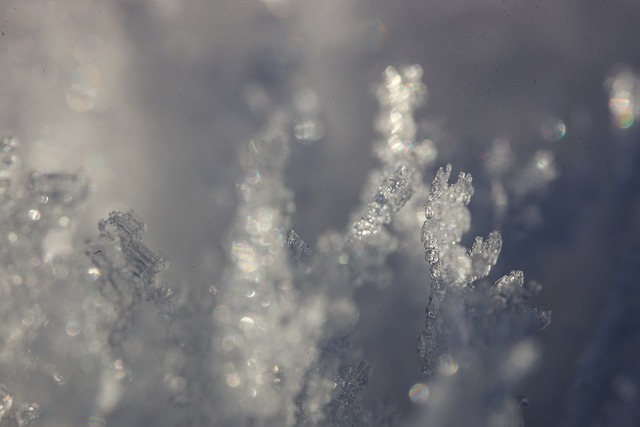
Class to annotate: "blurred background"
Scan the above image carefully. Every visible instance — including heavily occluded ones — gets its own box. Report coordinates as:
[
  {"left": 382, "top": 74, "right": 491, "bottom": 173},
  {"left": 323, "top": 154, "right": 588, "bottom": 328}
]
[{"left": 1, "top": 0, "right": 640, "bottom": 425}]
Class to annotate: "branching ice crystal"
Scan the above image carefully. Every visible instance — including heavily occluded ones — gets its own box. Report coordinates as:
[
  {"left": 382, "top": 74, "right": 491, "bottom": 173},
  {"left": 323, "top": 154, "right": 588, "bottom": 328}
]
[
  {"left": 293, "top": 67, "right": 433, "bottom": 425},
  {"left": 415, "top": 164, "right": 550, "bottom": 426},
  {"left": 419, "top": 165, "right": 502, "bottom": 375},
  {"left": 0, "top": 59, "right": 557, "bottom": 427},
  {"left": 211, "top": 66, "right": 434, "bottom": 426},
  {"left": 422, "top": 164, "right": 501, "bottom": 288},
  {"left": 343, "top": 65, "right": 434, "bottom": 290}
]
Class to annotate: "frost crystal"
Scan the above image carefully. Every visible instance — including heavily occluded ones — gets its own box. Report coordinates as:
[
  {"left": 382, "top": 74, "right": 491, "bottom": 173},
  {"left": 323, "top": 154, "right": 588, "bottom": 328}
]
[
  {"left": 415, "top": 165, "right": 550, "bottom": 426},
  {"left": 352, "top": 165, "right": 414, "bottom": 239},
  {"left": 324, "top": 360, "right": 372, "bottom": 426},
  {"left": 210, "top": 66, "right": 433, "bottom": 426},
  {"left": 0, "top": 55, "right": 559, "bottom": 426},
  {"left": 212, "top": 113, "right": 327, "bottom": 425},
  {"left": 86, "top": 210, "right": 172, "bottom": 347},
  {"left": 421, "top": 164, "right": 501, "bottom": 287}
]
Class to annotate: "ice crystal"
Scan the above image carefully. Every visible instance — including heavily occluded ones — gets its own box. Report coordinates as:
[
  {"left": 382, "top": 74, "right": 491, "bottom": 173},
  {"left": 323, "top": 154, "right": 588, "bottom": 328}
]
[
  {"left": 212, "top": 112, "right": 327, "bottom": 425},
  {"left": 0, "top": 61, "right": 557, "bottom": 427},
  {"left": 325, "top": 360, "right": 372, "bottom": 425},
  {"left": 86, "top": 210, "right": 172, "bottom": 348},
  {"left": 421, "top": 164, "right": 501, "bottom": 288},
  {"left": 413, "top": 265, "right": 549, "bottom": 426},
  {"left": 352, "top": 165, "right": 414, "bottom": 239},
  {"left": 415, "top": 164, "right": 550, "bottom": 426},
  {"left": 5, "top": 0, "right": 639, "bottom": 424},
  {"left": 211, "top": 66, "right": 433, "bottom": 426},
  {"left": 418, "top": 165, "right": 503, "bottom": 375}
]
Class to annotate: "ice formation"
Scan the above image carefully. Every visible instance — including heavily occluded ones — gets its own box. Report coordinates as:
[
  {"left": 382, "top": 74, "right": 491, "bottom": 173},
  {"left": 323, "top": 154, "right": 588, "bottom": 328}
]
[
  {"left": 416, "top": 165, "right": 550, "bottom": 426},
  {"left": 0, "top": 65, "right": 554, "bottom": 427}
]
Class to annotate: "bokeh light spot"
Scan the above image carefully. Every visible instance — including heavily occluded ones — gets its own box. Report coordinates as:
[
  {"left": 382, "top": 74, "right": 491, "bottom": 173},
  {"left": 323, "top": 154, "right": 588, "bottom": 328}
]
[{"left": 409, "top": 383, "right": 429, "bottom": 403}]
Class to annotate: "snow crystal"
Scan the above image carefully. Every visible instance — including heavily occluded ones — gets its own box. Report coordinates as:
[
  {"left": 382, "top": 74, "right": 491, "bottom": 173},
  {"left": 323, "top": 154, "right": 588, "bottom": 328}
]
[
  {"left": 352, "top": 165, "right": 414, "bottom": 239},
  {"left": 422, "top": 164, "right": 499, "bottom": 287},
  {"left": 86, "top": 210, "right": 171, "bottom": 347}
]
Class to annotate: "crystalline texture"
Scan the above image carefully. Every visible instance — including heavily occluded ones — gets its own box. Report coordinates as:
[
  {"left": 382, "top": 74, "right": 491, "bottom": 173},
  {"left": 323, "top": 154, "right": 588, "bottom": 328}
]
[
  {"left": 469, "top": 232, "right": 503, "bottom": 283},
  {"left": 293, "top": 68, "right": 430, "bottom": 425},
  {"left": 414, "top": 166, "right": 550, "bottom": 426},
  {"left": 296, "top": 66, "right": 432, "bottom": 425},
  {"left": 340, "top": 66, "right": 432, "bottom": 291},
  {"left": 90, "top": 211, "right": 167, "bottom": 284},
  {"left": 324, "top": 360, "right": 372, "bottom": 426},
  {"left": 86, "top": 210, "right": 171, "bottom": 347},
  {"left": 419, "top": 165, "right": 503, "bottom": 375},
  {"left": 212, "top": 114, "right": 329, "bottom": 426},
  {"left": 352, "top": 165, "right": 414, "bottom": 239},
  {"left": 421, "top": 164, "right": 500, "bottom": 288}
]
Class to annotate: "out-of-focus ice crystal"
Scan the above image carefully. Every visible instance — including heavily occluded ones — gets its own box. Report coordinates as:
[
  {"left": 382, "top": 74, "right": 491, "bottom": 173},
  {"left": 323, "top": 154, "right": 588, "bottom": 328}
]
[
  {"left": 0, "top": 384, "right": 39, "bottom": 427},
  {"left": 212, "top": 113, "right": 328, "bottom": 425},
  {"left": 212, "top": 66, "right": 433, "bottom": 426}
]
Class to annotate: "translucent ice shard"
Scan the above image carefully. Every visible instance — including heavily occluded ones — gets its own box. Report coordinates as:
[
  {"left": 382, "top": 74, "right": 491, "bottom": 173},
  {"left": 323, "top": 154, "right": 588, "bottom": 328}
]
[
  {"left": 86, "top": 210, "right": 171, "bottom": 347},
  {"left": 469, "top": 232, "right": 503, "bottom": 283}
]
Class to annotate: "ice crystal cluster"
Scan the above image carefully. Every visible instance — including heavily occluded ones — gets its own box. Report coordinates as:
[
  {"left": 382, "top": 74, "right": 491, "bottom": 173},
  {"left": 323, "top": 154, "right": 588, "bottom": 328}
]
[
  {"left": 0, "top": 136, "right": 172, "bottom": 426},
  {"left": 0, "top": 65, "right": 556, "bottom": 427}
]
